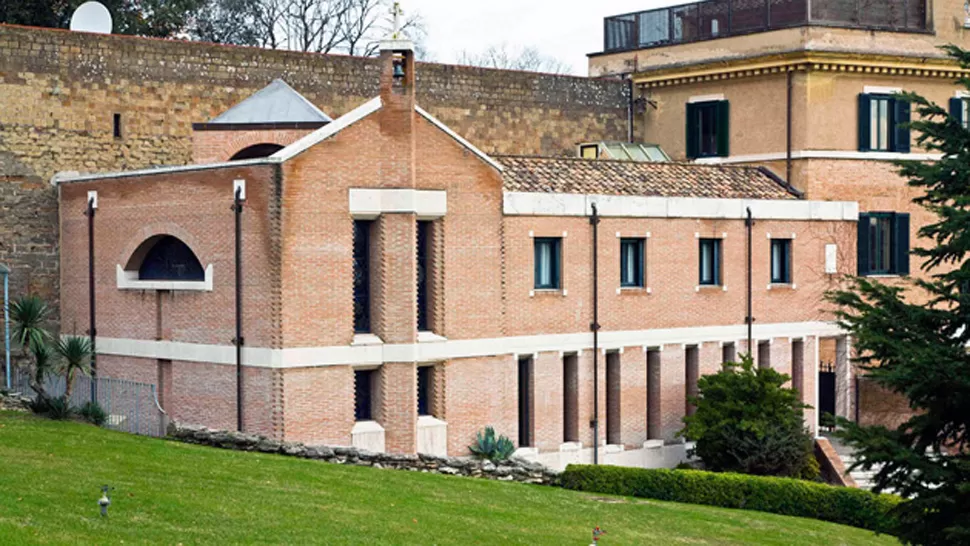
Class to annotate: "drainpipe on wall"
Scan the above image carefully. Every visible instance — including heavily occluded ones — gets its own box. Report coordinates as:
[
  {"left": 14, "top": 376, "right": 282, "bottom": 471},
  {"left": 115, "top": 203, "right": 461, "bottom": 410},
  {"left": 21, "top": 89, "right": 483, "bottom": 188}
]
[
  {"left": 786, "top": 70, "right": 794, "bottom": 184},
  {"left": 627, "top": 77, "right": 635, "bottom": 143},
  {"left": 745, "top": 207, "right": 754, "bottom": 353},
  {"left": 87, "top": 193, "right": 98, "bottom": 402},
  {"left": 2, "top": 264, "right": 9, "bottom": 390},
  {"left": 233, "top": 181, "right": 245, "bottom": 433},
  {"left": 589, "top": 202, "right": 601, "bottom": 465}
]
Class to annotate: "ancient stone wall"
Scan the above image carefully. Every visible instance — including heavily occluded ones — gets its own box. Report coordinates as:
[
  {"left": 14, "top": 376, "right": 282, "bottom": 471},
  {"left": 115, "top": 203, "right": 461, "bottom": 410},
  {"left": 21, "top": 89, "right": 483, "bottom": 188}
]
[{"left": 0, "top": 24, "right": 630, "bottom": 320}]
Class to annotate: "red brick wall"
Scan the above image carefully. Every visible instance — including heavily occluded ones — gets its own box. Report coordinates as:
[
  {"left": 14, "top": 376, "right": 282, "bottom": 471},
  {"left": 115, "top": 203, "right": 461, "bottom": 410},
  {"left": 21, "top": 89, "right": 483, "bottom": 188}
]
[{"left": 192, "top": 129, "right": 314, "bottom": 164}]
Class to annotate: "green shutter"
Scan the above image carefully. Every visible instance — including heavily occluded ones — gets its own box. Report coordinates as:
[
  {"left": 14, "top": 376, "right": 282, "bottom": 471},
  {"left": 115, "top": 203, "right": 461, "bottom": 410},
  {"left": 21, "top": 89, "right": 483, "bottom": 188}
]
[
  {"left": 716, "top": 100, "right": 730, "bottom": 158},
  {"left": 893, "top": 213, "right": 910, "bottom": 275},
  {"left": 858, "top": 94, "right": 871, "bottom": 152},
  {"left": 857, "top": 213, "right": 870, "bottom": 276},
  {"left": 950, "top": 97, "right": 965, "bottom": 127},
  {"left": 686, "top": 103, "right": 699, "bottom": 159},
  {"left": 894, "top": 99, "right": 911, "bottom": 153}
]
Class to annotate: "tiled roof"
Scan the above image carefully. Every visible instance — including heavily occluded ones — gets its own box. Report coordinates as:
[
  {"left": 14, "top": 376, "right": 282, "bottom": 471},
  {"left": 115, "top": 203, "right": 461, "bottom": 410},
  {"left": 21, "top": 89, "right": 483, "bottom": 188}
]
[{"left": 496, "top": 156, "right": 799, "bottom": 200}]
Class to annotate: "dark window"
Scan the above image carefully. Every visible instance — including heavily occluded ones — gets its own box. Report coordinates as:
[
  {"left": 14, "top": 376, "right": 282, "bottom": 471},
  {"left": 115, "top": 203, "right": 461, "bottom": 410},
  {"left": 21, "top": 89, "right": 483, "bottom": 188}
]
[
  {"left": 417, "top": 366, "right": 433, "bottom": 416},
  {"left": 563, "top": 354, "right": 579, "bottom": 443},
  {"left": 417, "top": 221, "right": 431, "bottom": 332},
  {"left": 620, "top": 238, "right": 645, "bottom": 288},
  {"left": 354, "top": 369, "right": 375, "bottom": 421},
  {"left": 770, "top": 239, "right": 792, "bottom": 284},
  {"left": 518, "top": 356, "right": 533, "bottom": 447},
  {"left": 686, "top": 100, "right": 729, "bottom": 159},
  {"left": 113, "top": 113, "right": 122, "bottom": 139},
  {"left": 949, "top": 97, "right": 970, "bottom": 130},
  {"left": 353, "top": 220, "right": 372, "bottom": 333},
  {"left": 685, "top": 346, "right": 699, "bottom": 417},
  {"left": 858, "top": 94, "right": 910, "bottom": 153},
  {"left": 534, "top": 237, "right": 562, "bottom": 290},
  {"left": 138, "top": 236, "right": 204, "bottom": 281},
  {"left": 230, "top": 143, "right": 284, "bottom": 160},
  {"left": 698, "top": 238, "right": 722, "bottom": 286},
  {"left": 857, "top": 212, "right": 910, "bottom": 276}
]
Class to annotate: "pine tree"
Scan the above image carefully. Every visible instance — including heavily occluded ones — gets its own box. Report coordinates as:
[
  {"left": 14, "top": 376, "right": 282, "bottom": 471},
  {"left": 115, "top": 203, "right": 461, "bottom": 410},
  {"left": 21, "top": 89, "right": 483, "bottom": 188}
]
[{"left": 827, "top": 45, "right": 970, "bottom": 545}]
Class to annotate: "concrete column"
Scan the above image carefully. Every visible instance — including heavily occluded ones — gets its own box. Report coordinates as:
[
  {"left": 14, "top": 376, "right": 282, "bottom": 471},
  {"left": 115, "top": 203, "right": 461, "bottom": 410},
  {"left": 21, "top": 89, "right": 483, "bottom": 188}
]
[{"left": 379, "top": 362, "right": 418, "bottom": 453}]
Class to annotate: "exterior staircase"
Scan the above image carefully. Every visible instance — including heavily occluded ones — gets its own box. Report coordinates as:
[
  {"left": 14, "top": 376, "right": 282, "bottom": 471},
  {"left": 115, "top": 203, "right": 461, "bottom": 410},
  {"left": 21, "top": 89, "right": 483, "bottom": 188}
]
[{"left": 824, "top": 434, "right": 885, "bottom": 492}]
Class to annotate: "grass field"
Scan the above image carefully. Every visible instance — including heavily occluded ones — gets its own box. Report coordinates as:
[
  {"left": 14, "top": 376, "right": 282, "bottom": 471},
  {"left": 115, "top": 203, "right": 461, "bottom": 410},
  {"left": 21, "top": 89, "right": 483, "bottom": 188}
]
[{"left": 0, "top": 411, "right": 899, "bottom": 545}]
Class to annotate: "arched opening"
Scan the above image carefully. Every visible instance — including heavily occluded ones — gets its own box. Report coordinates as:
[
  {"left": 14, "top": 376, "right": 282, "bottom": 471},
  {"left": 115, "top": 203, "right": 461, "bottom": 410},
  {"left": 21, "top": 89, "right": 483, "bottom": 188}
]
[
  {"left": 126, "top": 235, "right": 205, "bottom": 281},
  {"left": 230, "top": 143, "right": 284, "bottom": 160}
]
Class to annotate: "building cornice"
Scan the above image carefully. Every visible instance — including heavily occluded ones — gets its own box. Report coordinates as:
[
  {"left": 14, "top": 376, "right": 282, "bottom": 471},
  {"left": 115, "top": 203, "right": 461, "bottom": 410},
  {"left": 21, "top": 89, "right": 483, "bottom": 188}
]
[{"left": 634, "top": 50, "right": 968, "bottom": 89}]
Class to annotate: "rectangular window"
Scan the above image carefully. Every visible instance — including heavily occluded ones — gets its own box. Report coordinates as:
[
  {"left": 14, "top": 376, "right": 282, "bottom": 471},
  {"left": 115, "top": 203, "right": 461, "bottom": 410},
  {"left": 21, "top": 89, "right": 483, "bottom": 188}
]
[
  {"left": 534, "top": 237, "right": 562, "bottom": 290},
  {"left": 354, "top": 369, "right": 375, "bottom": 421},
  {"left": 685, "top": 346, "right": 699, "bottom": 417},
  {"left": 949, "top": 96, "right": 970, "bottom": 130},
  {"left": 518, "top": 356, "right": 534, "bottom": 447},
  {"left": 698, "top": 238, "right": 722, "bottom": 286},
  {"left": 113, "top": 113, "right": 123, "bottom": 139},
  {"left": 353, "top": 220, "right": 372, "bottom": 333},
  {"left": 758, "top": 341, "right": 771, "bottom": 370},
  {"left": 858, "top": 212, "right": 909, "bottom": 276},
  {"left": 770, "top": 239, "right": 792, "bottom": 284},
  {"left": 417, "top": 366, "right": 433, "bottom": 416},
  {"left": 620, "top": 238, "right": 645, "bottom": 288},
  {"left": 859, "top": 94, "right": 910, "bottom": 153},
  {"left": 686, "top": 100, "right": 729, "bottom": 159},
  {"left": 722, "top": 342, "right": 736, "bottom": 365},
  {"left": 646, "top": 349, "right": 661, "bottom": 440},
  {"left": 580, "top": 144, "right": 599, "bottom": 159},
  {"left": 870, "top": 96, "right": 891, "bottom": 151},
  {"left": 417, "top": 220, "right": 432, "bottom": 332}
]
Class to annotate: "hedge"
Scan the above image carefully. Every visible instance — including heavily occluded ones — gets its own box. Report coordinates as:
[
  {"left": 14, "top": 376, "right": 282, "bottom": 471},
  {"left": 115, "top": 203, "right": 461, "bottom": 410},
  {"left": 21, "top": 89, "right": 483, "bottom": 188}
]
[{"left": 560, "top": 465, "right": 902, "bottom": 534}]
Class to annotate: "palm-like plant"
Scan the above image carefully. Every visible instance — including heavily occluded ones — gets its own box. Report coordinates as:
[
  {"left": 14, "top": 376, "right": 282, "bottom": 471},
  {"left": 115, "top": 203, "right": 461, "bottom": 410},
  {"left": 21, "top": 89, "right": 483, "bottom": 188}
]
[
  {"left": 10, "top": 296, "right": 51, "bottom": 352},
  {"left": 10, "top": 296, "right": 53, "bottom": 401},
  {"left": 56, "top": 336, "right": 92, "bottom": 398}
]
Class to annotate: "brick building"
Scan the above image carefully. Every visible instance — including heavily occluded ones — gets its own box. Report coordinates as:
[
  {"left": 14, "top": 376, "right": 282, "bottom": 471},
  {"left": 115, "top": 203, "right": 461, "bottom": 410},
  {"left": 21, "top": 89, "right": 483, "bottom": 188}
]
[
  {"left": 56, "top": 33, "right": 857, "bottom": 468},
  {"left": 590, "top": 0, "right": 970, "bottom": 426}
]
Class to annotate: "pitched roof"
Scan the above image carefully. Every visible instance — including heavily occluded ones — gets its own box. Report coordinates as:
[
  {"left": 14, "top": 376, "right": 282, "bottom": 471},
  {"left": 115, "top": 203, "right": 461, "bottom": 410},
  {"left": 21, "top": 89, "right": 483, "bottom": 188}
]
[
  {"left": 209, "top": 79, "right": 332, "bottom": 125},
  {"left": 496, "top": 156, "right": 799, "bottom": 200}
]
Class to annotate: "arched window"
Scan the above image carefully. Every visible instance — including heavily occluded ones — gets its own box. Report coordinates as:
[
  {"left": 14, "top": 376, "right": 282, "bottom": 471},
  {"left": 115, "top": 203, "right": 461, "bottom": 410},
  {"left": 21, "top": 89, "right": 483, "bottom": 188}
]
[
  {"left": 133, "top": 236, "right": 204, "bottom": 281},
  {"left": 230, "top": 143, "right": 284, "bottom": 160}
]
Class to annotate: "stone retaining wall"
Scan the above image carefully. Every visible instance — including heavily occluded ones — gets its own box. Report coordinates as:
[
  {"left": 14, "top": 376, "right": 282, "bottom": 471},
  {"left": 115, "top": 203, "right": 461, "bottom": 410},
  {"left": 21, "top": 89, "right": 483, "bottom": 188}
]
[{"left": 168, "top": 422, "right": 561, "bottom": 486}]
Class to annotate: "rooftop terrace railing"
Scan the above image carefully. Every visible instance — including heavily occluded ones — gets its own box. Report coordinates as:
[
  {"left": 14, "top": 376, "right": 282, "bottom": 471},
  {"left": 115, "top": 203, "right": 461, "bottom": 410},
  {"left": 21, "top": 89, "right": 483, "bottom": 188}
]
[{"left": 603, "top": 0, "right": 929, "bottom": 53}]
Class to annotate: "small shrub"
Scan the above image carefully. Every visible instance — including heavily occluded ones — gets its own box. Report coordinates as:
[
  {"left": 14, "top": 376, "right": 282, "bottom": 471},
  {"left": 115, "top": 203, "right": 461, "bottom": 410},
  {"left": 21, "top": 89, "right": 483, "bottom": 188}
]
[
  {"left": 79, "top": 401, "right": 107, "bottom": 427},
  {"left": 45, "top": 397, "right": 74, "bottom": 420},
  {"left": 468, "top": 426, "right": 515, "bottom": 462},
  {"left": 561, "top": 465, "right": 901, "bottom": 534},
  {"left": 682, "top": 355, "right": 817, "bottom": 479}
]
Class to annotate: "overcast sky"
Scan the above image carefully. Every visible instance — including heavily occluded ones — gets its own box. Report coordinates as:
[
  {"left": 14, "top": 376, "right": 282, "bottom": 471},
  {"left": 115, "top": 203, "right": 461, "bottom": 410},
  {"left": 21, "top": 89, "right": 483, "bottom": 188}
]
[{"left": 408, "top": 0, "right": 696, "bottom": 75}]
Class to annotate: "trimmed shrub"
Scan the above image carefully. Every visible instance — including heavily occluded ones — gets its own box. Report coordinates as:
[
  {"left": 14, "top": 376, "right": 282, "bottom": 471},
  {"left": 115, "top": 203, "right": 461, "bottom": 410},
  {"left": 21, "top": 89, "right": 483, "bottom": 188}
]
[
  {"left": 560, "top": 465, "right": 901, "bottom": 534},
  {"left": 79, "top": 401, "right": 107, "bottom": 427}
]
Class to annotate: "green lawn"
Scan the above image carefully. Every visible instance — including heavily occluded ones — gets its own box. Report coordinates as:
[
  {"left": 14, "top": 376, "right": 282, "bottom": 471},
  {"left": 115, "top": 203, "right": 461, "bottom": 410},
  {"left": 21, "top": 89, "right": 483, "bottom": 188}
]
[{"left": 0, "top": 412, "right": 899, "bottom": 545}]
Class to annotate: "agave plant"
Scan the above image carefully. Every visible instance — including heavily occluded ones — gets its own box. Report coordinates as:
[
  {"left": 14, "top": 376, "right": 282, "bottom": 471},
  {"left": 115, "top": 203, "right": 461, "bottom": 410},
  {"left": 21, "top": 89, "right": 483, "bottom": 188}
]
[
  {"left": 56, "top": 336, "right": 93, "bottom": 398},
  {"left": 29, "top": 342, "right": 56, "bottom": 403},
  {"left": 468, "top": 426, "right": 516, "bottom": 462}
]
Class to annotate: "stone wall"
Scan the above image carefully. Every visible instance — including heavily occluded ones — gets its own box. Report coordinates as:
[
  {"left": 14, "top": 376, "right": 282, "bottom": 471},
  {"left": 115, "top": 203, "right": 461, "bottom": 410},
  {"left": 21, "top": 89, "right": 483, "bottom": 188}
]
[
  {"left": 168, "top": 421, "right": 560, "bottom": 486},
  {"left": 0, "top": 23, "right": 630, "bottom": 322}
]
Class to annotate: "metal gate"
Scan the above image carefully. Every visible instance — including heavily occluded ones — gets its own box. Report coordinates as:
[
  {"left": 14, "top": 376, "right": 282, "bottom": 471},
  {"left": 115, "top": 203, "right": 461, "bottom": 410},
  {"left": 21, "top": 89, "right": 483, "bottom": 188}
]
[{"left": 818, "top": 360, "right": 836, "bottom": 429}]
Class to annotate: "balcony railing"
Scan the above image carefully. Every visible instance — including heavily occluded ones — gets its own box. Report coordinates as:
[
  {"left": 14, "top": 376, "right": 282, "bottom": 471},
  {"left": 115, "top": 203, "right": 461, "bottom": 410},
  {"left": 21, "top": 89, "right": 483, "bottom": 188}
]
[{"left": 603, "top": 0, "right": 928, "bottom": 53}]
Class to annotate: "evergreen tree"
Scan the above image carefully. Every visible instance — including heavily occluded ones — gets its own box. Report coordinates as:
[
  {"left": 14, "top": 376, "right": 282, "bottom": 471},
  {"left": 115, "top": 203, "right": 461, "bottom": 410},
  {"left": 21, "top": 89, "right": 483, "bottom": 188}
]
[
  {"left": 827, "top": 45, "right": 970, "bottom": 545},
  {"left": 0, "top": 0, "right": 206, "bottom": 38}
]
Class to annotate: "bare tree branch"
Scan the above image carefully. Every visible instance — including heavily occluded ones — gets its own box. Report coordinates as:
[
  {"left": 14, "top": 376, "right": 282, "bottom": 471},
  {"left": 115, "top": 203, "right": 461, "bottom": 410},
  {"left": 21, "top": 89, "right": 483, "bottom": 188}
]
[{"left": 456, "top": 43, "right": 573, "bottom": 74}]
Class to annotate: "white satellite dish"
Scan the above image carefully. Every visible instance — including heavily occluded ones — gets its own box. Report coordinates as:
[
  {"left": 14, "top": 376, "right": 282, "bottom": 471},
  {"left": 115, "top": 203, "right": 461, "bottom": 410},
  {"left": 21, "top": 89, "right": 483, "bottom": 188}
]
[{"left": 70, "top": 1, "right": 113, "bottom": 34}]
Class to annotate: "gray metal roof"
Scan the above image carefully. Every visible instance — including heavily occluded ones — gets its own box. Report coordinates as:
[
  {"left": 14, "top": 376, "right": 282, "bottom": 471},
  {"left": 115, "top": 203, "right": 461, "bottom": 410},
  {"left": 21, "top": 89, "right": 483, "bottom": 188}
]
[{"left": 209, "top": 79, "right": 332, "bottom": 125}]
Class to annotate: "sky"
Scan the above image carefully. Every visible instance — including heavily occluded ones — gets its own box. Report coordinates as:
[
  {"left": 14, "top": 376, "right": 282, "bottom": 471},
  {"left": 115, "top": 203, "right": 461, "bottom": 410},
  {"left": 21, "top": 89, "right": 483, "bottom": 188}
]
[{"left": 408, "top": 0, "right": 696, "bottom": 75}]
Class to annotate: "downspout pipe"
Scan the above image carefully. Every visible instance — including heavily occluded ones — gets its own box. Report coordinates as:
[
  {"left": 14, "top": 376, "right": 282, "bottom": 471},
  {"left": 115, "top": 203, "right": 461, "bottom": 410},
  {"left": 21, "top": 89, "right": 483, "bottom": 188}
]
[
  {"left": 745, "top": 207, "right": 754, "bottom": 354},
  {"left": 2, "top": 264, "right": 9, "bottom": 390},
  {"left": 786, "top": 70, "right": 793, "bottom": 184},
  {"left": 589, "top": 202, "right": 601, "bottom": 465},
  {"left": 627, "top": 77, "right": 635, "bottom": 143},
  {"left": 87, "top": 195, "right": 97, "bottom": 402},
  {"left": 234, "top": 184, "right": 245, "bottom": 432}
]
